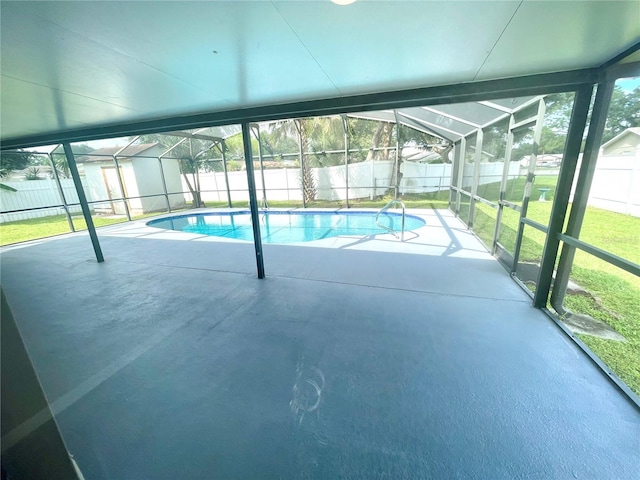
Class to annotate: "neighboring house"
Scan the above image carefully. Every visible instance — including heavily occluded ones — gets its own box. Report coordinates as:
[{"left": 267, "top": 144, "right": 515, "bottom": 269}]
[
  {"left": 77, "top": 143, "right": 184, "bottom": 215},
  {"left": 519, "top": 153, "right": 562, "bottom": 168}
]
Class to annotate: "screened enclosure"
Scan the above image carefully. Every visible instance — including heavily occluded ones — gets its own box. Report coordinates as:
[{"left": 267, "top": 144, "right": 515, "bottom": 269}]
[{"left": 3, "top": 78, "right": 639, "bottom": 401}]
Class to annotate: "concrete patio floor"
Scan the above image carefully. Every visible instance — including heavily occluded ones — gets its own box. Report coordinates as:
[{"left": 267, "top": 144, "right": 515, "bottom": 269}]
[{"left": 1, "top": 208, "right": 639, "bottom": 479}]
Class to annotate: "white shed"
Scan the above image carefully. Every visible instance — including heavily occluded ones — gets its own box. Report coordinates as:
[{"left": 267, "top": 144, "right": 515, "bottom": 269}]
[
  {"left": 588, "top": 128, "right": 640, "bottom": 217},
  {"left": 77, "top": 143, "right": 184, "bottom": 215},
  {"left": 601, "top": 128, "right": 640, "bottom": 156}
]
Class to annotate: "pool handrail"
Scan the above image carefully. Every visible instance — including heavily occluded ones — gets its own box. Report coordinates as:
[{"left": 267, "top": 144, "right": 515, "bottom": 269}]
[{"left": 376, "top": 199, "right": 406, "bottom": 241}]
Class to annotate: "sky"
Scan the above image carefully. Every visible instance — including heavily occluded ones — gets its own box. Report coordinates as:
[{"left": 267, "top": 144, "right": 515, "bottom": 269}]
[{"left": 617, "top": 76, "right": 640, "bottom": 92}]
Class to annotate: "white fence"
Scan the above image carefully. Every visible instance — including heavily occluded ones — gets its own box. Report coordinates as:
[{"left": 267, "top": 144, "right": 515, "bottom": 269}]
[
  {"left": 3, "top": 153, "right": 638, "bottom": 223},
  {"left": 190, "top": 160, "right": 451, "bottom": 203},
  {"left": 0, "top": 177, "right": 137, "bottom": 222},
  {"left": 0, "top": 179, "right": 85, "bottom": 222}
]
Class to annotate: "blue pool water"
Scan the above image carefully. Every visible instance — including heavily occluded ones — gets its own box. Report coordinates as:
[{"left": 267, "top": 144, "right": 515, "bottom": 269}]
[{"left": 147, "top": 211, "right": 425, "bottom": 243}]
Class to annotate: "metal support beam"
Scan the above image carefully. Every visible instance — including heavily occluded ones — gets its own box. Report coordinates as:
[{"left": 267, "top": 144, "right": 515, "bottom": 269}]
[
  {"left": 393, "top": 110, "right": 402, "bottom": 200},
  {"left": 157, "top": 156, "right": 172, "bottom": 213},
  {"left": 160, "top": 130, "right": 224, "bottom": 143},
  {"left": 492, "top": 114, "right": 516, "bottom": 255},
  {"left": 550, "top": 81, "right": 616, "bottom": 311},
  {"left": 342, "top": 115, "right": 350, "bottom": 207},
  {"left": 455, "top": 137, "right": 466, "bottom": 215},
  {"left": 295, "top": 120, "right": 306, "bottom": 208},
  {"left": 468, "top": 129, "right": 484, "bottom": 228},
  {"left": 158, "top": 138, "right": 191, "bottom": 210},
  {"left": 47, "top": 151, "right": 75, "bottom": 232},
  {"left": 448, "top": 141, "right": 460, "bottom": 209},
  {"left": 251, "top": 124, "right": 268, "bottom": 208},
  {"left": 62, "top": 143, "right": 104, "bottom": 263},
  {"left": 241, "top": 123, "right": 265, "bottom": 279},
  {"left": 188, "top": 138, "right": 203, "bottom": 208},
  {"left": 111, "top": 156, "right": 132, "bottom": 221},
  {"left": 534, "top": 85, "right": 594, "bottom": 308},
  {"left": 112, "top": 136, "right": 139, "bottom": 221},
  {"left": 218, "top": 142, "right": 233, "bottom": 208},
  {"left": 512, "top": 98, "right": 546, "bottom": 272}
]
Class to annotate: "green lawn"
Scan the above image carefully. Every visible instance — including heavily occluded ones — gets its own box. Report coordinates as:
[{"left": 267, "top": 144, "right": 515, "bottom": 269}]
[
  {"left": 0, "top": 214, "right": 126, "bottom": 245},
  {"left": 0, "top": 205, "right": 206, "bottom": 246}
]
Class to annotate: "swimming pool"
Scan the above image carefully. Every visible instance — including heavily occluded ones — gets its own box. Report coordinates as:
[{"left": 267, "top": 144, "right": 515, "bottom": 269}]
[{"left": 147, "top": 211, "right": 425, "bottom": 243}]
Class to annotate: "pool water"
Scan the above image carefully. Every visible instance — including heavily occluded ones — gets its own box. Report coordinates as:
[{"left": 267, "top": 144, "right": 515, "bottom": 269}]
[{"left": 147, "top": 211, "right": 425, "bottom": 243}]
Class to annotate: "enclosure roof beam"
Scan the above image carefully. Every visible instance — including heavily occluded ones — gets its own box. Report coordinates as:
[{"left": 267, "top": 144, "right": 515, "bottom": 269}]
[
  {"left": 477, "top": 101, "right": 512, "bottom": 114},
  {"left": 162, "top": 131, "right": 224, "bottom": 143},
  {"left": 480, "top": 113, "right": 510, "bottom": 129},
  {"left": 396, "top": 112, "right": 460, "bottom": 142},
  {"left": 398, "top": 117, "right": 456, "bottom": 143},
  {"left": 113, "top": 136, "right": 141, "bottom": 158},
  {"left": 0, "top": 67, "right": 601, "bottom": 151},
  {"left": 158, "top": 137, "right": 190, "bottom": 159},
  {"left": 598, "top": 39, "right": 640, "bottom": 70},
  {"left": 478, "top": 95, "right": 546, "bottom": 129}
]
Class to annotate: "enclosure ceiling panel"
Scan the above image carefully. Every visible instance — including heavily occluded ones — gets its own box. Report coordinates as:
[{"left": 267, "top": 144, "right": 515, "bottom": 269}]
[
  {"left": 475, "top": 0, "right": 640, "bottom": 80},
  {"left": 271, "top": 0, "right": 521, "bottom": 95},
  {"left": 1, "top": 1, "right": 639, "bottom": 145}
]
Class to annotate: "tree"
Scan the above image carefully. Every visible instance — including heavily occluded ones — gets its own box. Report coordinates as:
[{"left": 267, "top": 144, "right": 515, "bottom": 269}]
[
  {"left": 0, "top": 150, "right": 33, "bottom": 178},
  {"left": 539, "top": 92, "right": 574, "bottom": 154},
  {"left": 602, "top": 85, "right": 640, "bottom": 143},
  {"left": 539, "top": 86, "right": 640, "bottom": 150},
  {"left": 365, "top": 122, "right": 394, "bottom": 162},
  {"left": 0, "top": 150, "right": 34, "bottom": 191},
  {"left": 24, "top": 167, "right": 43, "bottom": 180},
  {"left": 267, "top": 118, "right": 323, "bottom": 203},
  {"left": 295, "top": 119, "right": 317, "bottom": 203},
  {"left": 539, "top": 126, "right": 567, "bottom": 154}
]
